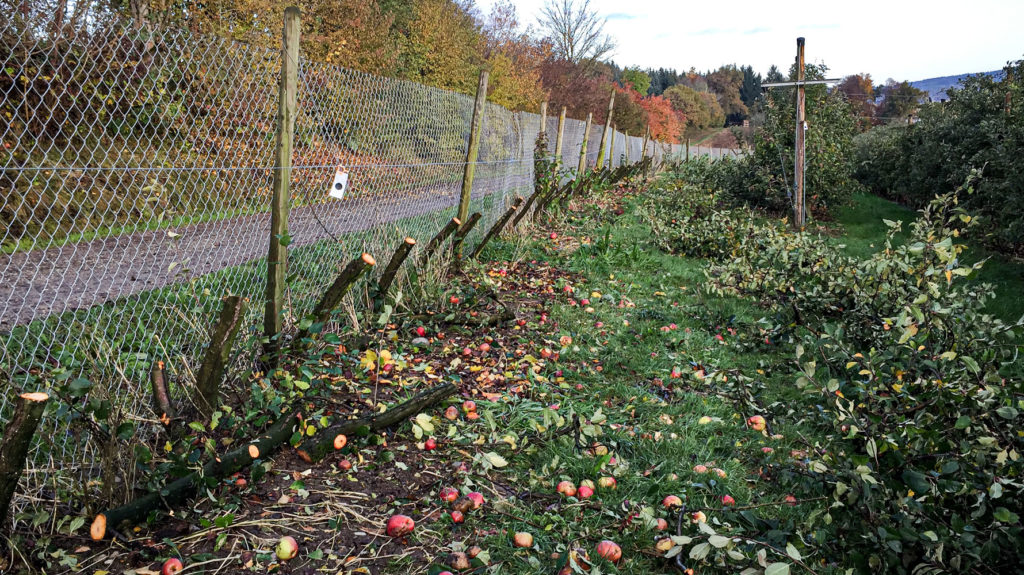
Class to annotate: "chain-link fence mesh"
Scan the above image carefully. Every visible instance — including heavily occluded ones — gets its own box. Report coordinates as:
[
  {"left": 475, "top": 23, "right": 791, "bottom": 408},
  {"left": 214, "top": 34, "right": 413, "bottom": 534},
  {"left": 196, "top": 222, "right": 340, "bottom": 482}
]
[{"left": 0, "top": 14, "right": 736, "bottom": 527}]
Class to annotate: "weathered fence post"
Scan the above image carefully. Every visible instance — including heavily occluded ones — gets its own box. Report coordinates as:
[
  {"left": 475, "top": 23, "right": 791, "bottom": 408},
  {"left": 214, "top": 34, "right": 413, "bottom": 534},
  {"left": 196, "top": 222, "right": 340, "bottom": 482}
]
[
  {"left": 554, "top": 107, "right": 566, "bottom": 168},
  {"left": 595, "top": 90, "right": 615, "bottom": 170},
  {"left": 577, "top": 112, "right": 593, "bottom": 175},
  {"left": 0, "top": 391, "right": 49, "bottom": 529},
  {"left": 196, "top": 295, "right": 246, "bottom": 419},
  {"left": 264, "top": 6, "right": 301, "bottom": 357},
  {"left": 459, "top": 69, "right": 489, "bottom": 223},
  {"left": 686, "top": 138, "right": 690, "bottom": 161},
  {"left": 624, "top": 130, "right": 630, "bottom": 164},
  {"left": 539, "top": 101, "right": 548, "bottom": 137},
  {"left": 608, "top": 125, "right": 616, "bottom": 169}
]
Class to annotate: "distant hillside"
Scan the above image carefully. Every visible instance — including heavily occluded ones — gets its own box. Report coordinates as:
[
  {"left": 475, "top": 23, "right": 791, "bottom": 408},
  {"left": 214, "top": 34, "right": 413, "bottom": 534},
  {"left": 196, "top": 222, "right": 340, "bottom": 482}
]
[{"left": 910, "top": 70, "right": 1005, "bottom": 101}]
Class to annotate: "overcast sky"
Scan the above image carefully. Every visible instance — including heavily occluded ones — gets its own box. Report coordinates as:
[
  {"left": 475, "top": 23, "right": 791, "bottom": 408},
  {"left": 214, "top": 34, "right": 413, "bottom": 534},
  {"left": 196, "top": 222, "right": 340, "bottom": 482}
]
[{"left": 480, "top": 0, "right": 1024, "bottom": 82}]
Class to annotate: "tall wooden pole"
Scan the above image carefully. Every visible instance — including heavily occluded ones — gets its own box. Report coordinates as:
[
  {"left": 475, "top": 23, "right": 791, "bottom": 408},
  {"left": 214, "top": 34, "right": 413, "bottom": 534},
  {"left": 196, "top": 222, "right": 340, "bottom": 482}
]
[
  {"left": 577, "top": 112, "right": 593, "bottom": 174},
  {"left": 539, "top": 102, "right": 548, "bottom": 137},
  {"left": 794, "top": 37, "right": 807, "bottom": 230},
  {"left": 459, "top": 69, "right": 489, "bottom": 223},
  {"left": 624, "top": 130, "right": 630, "bottom": 164},
  {"left": 595, "top": 90, "right": 615, "bottom": 170},
  {"left": 264, "top": 6, "right": 300, "bottom": 346},
  {"left": 686, "top": 138, "right": 690, "bottom": 161},
  {"left": 608, "top": 124, "right": 616, "bottom": 168},
  {"left": 554, "top": 107, "right": 566, "bottom": 168}
]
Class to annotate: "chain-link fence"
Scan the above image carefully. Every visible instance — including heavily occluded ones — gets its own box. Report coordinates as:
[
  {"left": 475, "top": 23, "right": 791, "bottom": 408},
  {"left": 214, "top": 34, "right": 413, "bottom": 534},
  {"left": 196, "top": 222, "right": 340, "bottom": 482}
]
[{"left": 0, "top": 14, "right": 734, "bottom": 527}]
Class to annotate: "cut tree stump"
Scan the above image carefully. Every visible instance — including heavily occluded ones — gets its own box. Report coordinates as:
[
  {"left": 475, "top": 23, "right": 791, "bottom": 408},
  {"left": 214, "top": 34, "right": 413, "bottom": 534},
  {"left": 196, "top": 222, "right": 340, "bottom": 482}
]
[
  {"left": 294, "top": 253, "right": 375, "bottom": 347},
  {"left": 0, "top": 391, "right": 49, "bottom": 529},
  {"left": 377, "top": 237, "right": 417, "bottom": 303},
  {"left": 471, "top": 197, "right": 523, "bottom": 259},
  {"left": 298, "top": 382, "right": 457, "bottom": 462},
  {"left": 90, "top": 409, "right": 301, "bottom": 540},
  {"left": 195, "top": 295, "right": 246, "bottom": 419},
  {"left": 419, "top": 217, "right": 461, "bottom": 267},
  {"left": 150, "top": 360, "right": 175, "bottom": 428},
  {"left": 90, "top": 382, "right": 457, "bottom": 538}
]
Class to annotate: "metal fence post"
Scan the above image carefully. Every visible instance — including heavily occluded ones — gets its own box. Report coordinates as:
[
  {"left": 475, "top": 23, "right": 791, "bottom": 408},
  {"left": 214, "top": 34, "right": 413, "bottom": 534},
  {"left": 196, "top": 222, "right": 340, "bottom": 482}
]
[
  {"left": 577, "top": 112, "right": 593, "bottom": 174},
  {"left": 264, "top": 6, "right": 300, "bottom": 346},
  {"left": 459, "top": 69, "right": 489, "bottom": 223}
]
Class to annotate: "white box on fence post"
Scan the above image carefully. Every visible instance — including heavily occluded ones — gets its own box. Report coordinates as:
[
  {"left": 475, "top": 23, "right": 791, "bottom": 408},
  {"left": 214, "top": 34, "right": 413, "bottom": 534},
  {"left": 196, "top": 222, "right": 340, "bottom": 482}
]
[{"left": 328, "top": 166, "right": 349, "bottom": 200}]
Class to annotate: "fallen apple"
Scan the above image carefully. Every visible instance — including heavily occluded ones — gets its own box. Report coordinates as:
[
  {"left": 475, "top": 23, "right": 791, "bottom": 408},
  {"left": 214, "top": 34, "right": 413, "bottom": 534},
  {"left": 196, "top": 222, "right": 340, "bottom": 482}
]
[
  {"left": 451, "top": 510, "right": 465, "bottom": 523},
  {"left": 556, "top": 480, "right": 577, "bottom": 497},
  {"left": 339, "top": 459, "right": 352, "bottom": 471},
  {"left": 467, "top": 545, "right": 483, "bottom": 559},
  {"left": 161, "top": 558, "right": 183, "bottom": 575},
  {"left": 513, "top": 532, "right": 534, "bottom": 548},
  {"left": 386, "top": 514, "right": 415, "bottom": 537},
  {"left": 467, "top": 491, "right": 485, "bottom": 509},
  {"left": 462, "top": 400, "right": 477, "bottom": 413},
  {"left": 479, "top": 342, "right": 491, "bottom": 352},
  {"left": 424, "top": 437, "right": 437, "bottom": 451},
  {"left": 662, "top": 495, "right": 683, "bottom": 508},
  {"left": 722, "top": 495, "right": 736, "bottom": 506},
  {"left": 444, "top": 406, "right": 459, "bottom": 420},
  {"left": 416, "top": 326, "right": 427, "bottom": 337},
  {"left": 448, "top": 552, "right": 471, "bottom": 570},
  {"left": 692, "top": 464, "right": 708, "bottom": 474},
  {"left": 597, "top": 476, "right": 617, "bottom": 490},
  {"left": 691, "top": 511, "right": 707, "bottom": 524},
  {"left": 577, "top": 485, "right": 594, "bottom": 499},
  {"left": 655, "top": 518, "right": 669, "bottom": 530},
  {"left": 333, "top": 434, "right": 348, "bottom": 450},
  {"left": 450, "top": 296, "right": 460, "bottom": 304},
  {"left": 655, "top": 537, "right": 674, "bottom": 554},
  {"left": 276, "top": 535, "right": 298, "bottom": 561},
  {"left": 440, "top": 487, "right": 459, "bottom": 502},
  {"left": 595, "top": 540, "right": 622, "bottom": 563},
  {"left": 747, "top": 415, "right": 767, "bottom": 432}
]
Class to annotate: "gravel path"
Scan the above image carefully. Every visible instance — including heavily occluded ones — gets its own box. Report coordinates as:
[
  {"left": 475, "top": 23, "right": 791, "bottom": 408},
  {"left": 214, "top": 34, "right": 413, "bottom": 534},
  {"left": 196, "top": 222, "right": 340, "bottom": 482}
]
[{"left": 0, "top": 181, "right": 510, "bottom": 330}]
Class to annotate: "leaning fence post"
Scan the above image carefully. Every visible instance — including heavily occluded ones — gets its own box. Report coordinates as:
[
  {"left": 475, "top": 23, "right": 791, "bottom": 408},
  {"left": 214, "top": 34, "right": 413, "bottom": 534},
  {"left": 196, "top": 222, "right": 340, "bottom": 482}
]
[
  {"left": 0, "top": 391, "right": 49, "bottom": 528},
  {"left": 451, "top": 213, "right": 483, "bottom": 270},
  {"left": 595, "top": 90, "right": 615, "bottom": 170},
  {"left": 264, "top": 6, "right": 301, "bottom": 357},
  {"left": 459, "top": 69, "right": 489, "bottom": 223},
  {"left": 577, "top": 112, "right": 593, "bottom": 175}
]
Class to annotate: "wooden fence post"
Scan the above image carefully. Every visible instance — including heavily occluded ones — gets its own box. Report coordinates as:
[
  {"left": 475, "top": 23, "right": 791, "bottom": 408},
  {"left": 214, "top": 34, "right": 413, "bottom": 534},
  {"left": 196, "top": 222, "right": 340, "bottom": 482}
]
[
  {"left": 595, "top": 90, "right": 615, "bottom": 170},
  {"left": 577, "top": 112, "right": 593, "bottom": 175},
  {"left": 264, "top": 6, "right": 301, "bottom": 354},
  {"left": 624, "top": 130, "right": 630, "bottom": 164},
  {"left": 686, "top": 138, "right": 690, "bottom": 161},
  {"left": 459, "top": 69, "right": 489, "bottom": 223},
  {"left": 608, "top": 125, "right": 616, "bottom": 169},
  {"left": 0, "top": 391, "right": 49, "bottom": 528},
  {"left": 554, "top": 107, "right": 566, "bottom": 168},
  {"left": 539, "top": 101, "right": 548, "bottom": 137}
]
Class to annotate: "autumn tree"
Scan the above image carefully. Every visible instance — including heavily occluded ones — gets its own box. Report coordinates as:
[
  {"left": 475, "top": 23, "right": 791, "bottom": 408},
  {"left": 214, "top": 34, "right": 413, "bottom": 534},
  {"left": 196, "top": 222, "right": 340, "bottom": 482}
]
[
  {"left": 610, "top": 83, "right": 648, "bottom": 135},
  {"left": 481, "top": 1, "right": 546, "bottom": 110},
  {"left": 707, "top": 65, "right": 748, "bottom": 123},
  {"left": 637, "top": 94, "right": 682, "bottom": 143},
  {"left": 621, "top": 67, "right": 651, "bottom": 96},
  {"left": 875, "top": 80, "right": 927, "bottom": 122},
  {"left": 664, "top": 84, "right": 724, "bottom": 131},
  {"left": 836, "top": 73, "right": 875, "bottom": 130},
  {"left": 537, "top": 0, "right": 616, "bottom": 65}
]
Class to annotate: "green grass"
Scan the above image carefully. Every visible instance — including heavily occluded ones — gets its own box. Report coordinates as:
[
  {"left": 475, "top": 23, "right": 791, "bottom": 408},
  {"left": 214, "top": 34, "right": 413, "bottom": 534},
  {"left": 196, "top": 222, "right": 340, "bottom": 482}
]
[
  {"left": 414, "top": 189, "right": 818, "bottom": 574},
  {"left": 836, "top": 192, "right": 1024, "bottom": 322}
]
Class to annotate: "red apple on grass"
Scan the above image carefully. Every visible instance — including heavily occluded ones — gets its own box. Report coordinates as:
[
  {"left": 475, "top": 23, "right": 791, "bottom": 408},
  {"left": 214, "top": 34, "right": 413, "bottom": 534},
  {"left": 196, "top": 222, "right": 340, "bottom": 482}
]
[
  {"left": 451, "top": 510, "right": 465, "bottom": 524},
  {"left": 662, "top": 495, "right": 683, "bottom": 508},
  {"left": 556, "top": 481, "right": 577, "bottom": 497},
  {"left": 416, "top": 326, "right": 427, "bottom": 337},
  {"left": 597, "top": 476, "right": 617, "bottom": 490},
  {"left": 747, "top": 415, "right": 766, "bottom": 431},
  {"left": 467, "top": 491, "right": 485, "bottom": 509},
  {"left": 440, "top": 487, "right": 459, "bottom": 503},
  {"left": 595, "top": 540, "right": 622, "bottom": 563},
  {"left": 577, "top": 485, "right": 594, "bottom": 499},
  {"left": 513, "top": 532, "right": 534, "bottom": 548},
  {"left": 722, "top": 495, "right": 736, "bottom": 506}
]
